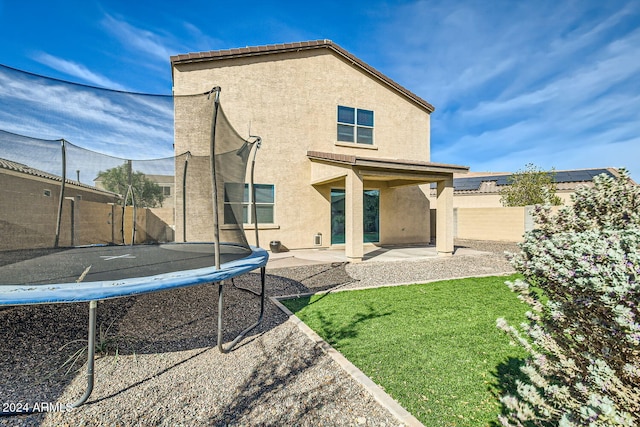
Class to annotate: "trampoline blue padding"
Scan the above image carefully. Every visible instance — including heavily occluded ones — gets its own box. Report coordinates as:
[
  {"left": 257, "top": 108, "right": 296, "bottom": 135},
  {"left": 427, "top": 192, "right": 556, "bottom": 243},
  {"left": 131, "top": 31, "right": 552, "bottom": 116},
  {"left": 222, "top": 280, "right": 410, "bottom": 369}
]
[{"left": 0, "top": 243, "right": 268, "bottom": 305}]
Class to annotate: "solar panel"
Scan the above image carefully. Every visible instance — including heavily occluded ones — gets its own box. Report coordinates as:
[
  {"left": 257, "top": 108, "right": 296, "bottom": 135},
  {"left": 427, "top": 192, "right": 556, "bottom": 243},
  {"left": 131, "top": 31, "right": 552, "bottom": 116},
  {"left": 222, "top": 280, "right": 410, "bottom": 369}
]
[
  {"left": 453, "top": 177, "right": 484, "bottom": 191},
  {"left": 435, "top": 169, "right": 615, "bottom": 192},
  {"left": 495, "top": 176, "right": 510, "bottom": 186}
]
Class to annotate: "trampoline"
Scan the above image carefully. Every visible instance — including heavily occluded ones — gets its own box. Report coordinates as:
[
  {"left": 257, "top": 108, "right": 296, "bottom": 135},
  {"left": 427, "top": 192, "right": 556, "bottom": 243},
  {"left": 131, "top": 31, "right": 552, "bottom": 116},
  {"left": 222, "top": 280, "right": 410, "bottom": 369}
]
[
  {"left": 0, "top": 243, "right": 266, "bottom": 304},
  {"left": 0, "top": 86, "right": 269, "bottom": 414}
]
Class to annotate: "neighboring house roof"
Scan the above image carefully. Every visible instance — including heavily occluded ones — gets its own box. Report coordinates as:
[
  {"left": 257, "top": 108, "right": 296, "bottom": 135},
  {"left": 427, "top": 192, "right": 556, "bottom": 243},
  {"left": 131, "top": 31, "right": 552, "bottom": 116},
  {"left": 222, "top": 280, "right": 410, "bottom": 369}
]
[
  {"left": 431, "top": 168, "right": 621, "bottom": 193},
  {"left": 0, "top": 157, "right": 120, "bottom": 196},
  {"left": 170, "top": 40, "right": 435, "bottom": 113}
]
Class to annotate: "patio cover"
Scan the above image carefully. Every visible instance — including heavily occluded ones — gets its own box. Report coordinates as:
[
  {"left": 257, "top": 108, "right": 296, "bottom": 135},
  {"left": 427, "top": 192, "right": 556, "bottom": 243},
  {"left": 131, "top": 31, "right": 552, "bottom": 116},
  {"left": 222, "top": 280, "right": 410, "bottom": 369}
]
[{"left": 307, "top": 151, "right": 469, "bottom": 260}]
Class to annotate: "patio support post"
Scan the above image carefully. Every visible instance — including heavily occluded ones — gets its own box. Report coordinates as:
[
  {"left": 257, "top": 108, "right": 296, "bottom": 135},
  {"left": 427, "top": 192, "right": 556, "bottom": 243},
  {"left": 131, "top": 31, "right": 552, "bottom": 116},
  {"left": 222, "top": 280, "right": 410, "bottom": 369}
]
[
  {"left": 345, "top": 168, "right": 364, "bottom": 262},
  {"left": 436, "top": 176, "right": 454, "bottom": 255}
]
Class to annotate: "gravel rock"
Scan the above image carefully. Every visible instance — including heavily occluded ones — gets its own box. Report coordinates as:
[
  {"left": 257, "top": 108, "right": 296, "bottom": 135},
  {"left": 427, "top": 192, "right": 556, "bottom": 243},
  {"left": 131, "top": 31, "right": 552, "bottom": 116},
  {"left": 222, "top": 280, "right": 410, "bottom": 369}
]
[{"left": 1, "top": 240, "right": 517, "bottom": 426}]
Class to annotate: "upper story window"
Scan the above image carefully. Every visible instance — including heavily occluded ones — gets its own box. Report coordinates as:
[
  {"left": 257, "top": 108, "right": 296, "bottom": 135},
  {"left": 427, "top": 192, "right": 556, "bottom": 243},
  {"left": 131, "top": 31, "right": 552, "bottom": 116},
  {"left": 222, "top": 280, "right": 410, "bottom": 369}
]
[{"left": 337, "top": 106, "right": 374, "bottom": 145}]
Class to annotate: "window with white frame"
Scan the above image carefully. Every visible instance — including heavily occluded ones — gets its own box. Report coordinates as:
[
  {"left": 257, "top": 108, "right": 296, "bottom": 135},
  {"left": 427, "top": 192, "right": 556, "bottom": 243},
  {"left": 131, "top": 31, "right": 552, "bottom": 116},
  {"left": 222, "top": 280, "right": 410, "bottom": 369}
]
[
  {"left": 337, "top": 106, "right": 374, "bottom": 145},
  {"left": 224, "top": 183, "right": 275, "bottom": 224}
]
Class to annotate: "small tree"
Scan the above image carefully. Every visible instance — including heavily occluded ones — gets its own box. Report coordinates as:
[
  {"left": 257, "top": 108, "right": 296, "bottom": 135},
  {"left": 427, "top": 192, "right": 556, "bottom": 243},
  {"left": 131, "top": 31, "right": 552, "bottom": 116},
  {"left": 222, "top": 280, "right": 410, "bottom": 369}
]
[
  {"left": 497, "top": 169, "right": 640, "bottom": 426},
  {"left": 500, "top": 163, "right": 563, "bottom": 206},
  {"left": 97, "top": 164, "right": 164, "bottom": 208}
]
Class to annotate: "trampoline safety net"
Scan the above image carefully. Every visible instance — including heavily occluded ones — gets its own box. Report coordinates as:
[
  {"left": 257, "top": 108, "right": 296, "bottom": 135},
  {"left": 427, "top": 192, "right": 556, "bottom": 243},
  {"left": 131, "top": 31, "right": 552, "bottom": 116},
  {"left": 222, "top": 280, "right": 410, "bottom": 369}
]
[
  {"left": 0, "top": 64, "right": 259, "bottom": 281},
  {"left": 0, "top": 66, "right": 268, "bottom": 413}
]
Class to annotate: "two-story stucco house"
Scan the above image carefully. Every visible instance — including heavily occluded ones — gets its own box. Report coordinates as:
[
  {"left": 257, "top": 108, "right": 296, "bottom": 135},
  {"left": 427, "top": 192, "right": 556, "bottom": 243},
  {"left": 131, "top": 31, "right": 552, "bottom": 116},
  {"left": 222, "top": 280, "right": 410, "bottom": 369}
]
[{"left": 170, "top": 40, "right": 468, "bottom": 262}]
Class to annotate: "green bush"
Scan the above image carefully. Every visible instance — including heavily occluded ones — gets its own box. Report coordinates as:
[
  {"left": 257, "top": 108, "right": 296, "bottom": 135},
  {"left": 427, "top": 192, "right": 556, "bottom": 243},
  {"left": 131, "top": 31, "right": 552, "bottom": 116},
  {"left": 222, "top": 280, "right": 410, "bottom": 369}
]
[
  {"left": 500, "top": 163, "right": 563, "bottom": 207},
  {"left": 497, "top": 169, "right": 640, "bottom": 426}
]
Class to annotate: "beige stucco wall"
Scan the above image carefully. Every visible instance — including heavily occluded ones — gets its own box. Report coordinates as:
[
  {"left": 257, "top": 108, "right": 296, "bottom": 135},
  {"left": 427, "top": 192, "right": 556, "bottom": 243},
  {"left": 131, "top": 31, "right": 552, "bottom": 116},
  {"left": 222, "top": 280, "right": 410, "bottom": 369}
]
[
  {"left": 380, "top": 184, "right": 431, "bottom": 244},
  {"left": 173, "top": 49, "right": 434, "bottom": 249}
]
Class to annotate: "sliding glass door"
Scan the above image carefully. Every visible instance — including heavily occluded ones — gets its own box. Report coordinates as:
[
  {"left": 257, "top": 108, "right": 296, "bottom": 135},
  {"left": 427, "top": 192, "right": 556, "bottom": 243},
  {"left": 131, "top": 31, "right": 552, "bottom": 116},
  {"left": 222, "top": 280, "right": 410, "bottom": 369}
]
[
  {"left": 363, "top": 190, "right": 380, "bottom": 243},
  {"left": 330, "top": 189, "right": 379, "bottom": 244}
]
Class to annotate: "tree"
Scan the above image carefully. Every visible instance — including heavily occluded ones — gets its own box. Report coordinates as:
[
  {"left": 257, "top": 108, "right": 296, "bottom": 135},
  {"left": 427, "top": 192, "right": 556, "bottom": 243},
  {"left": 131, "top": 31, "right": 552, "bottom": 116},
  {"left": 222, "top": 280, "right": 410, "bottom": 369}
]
[
  {"left": 500, "top": 163, "right": 563, "bottom": 206},
  {"left": 97, "top": 164, "right": 164, "bottom": 208},
  {"left": 497, "top": 169, "right": 640, "bottom": 426}
]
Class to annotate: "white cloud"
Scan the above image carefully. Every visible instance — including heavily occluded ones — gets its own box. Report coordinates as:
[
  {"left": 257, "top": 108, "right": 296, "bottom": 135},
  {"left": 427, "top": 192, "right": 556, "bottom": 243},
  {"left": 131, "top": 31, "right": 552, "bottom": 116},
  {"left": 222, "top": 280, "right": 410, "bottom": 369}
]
[
  {"left": 33, "top": 52, "right": 128, "bottom": 90},
  {"left": 0, "top": 66, "right": 173, "bottom": 158},
  {"left": 464, "top": 28, "right": 640, "bottom": 120},
  {"left": 370, "top": 1, "right": 640, "bottom": 184},
  {"left": 101, "top": 14, "right": 176, "bottom": 62}
]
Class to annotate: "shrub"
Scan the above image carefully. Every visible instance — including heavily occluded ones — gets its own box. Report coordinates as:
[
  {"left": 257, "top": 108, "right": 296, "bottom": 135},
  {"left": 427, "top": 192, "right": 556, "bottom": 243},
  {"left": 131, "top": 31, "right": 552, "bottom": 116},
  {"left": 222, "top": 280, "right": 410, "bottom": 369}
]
[
  {"left": 497, "top": 169, "right": 640, "bottom": 426},
  {"left": 500, "top": 163, "right": 563, "bottom": 207}
]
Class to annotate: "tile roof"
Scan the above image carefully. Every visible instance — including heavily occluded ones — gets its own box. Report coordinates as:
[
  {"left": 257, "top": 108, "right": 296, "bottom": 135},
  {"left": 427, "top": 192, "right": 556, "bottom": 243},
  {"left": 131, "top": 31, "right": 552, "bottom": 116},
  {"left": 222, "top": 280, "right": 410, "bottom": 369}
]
[
  {"left": 171, "top": 40, "right": 435, "bottom": 113},
  {"left": 0, "top": 157, "right": 119, "bottom": 195},
  {"left": 429, "top": 168, "right": 620, "bottom": 192},
  {"left": 1, "top": 157, "right": 65, "bottom": 181}
]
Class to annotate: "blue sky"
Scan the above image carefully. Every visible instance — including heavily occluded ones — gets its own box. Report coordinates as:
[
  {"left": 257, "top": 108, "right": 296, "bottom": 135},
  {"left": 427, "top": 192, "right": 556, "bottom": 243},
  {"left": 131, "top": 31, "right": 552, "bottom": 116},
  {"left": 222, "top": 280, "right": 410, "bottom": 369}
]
[{"left": 0, "top": 0, "right": 639, "bottom": 180}]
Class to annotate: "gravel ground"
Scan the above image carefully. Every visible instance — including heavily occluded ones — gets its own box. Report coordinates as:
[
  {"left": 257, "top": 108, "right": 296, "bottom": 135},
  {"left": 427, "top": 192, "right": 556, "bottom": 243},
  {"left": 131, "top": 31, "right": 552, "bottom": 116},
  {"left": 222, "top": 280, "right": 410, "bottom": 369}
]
[{"left": 1, "top": 240, "right": 518, "bottom": 426}]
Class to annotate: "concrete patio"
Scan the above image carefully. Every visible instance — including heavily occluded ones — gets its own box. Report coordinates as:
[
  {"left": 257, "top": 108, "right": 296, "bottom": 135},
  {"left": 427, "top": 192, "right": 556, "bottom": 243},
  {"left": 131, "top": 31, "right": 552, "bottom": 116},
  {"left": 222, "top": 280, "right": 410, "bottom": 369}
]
[{"left": 266, "top": 243, "right": 493, "bottom": 269}]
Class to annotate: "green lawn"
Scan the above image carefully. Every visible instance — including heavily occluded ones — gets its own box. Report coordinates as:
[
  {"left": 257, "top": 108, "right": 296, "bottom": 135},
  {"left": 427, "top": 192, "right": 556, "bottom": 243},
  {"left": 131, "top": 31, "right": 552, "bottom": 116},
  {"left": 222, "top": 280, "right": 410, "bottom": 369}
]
[{"left": 282, "top": 274, "right": 529, "bottom": 426}]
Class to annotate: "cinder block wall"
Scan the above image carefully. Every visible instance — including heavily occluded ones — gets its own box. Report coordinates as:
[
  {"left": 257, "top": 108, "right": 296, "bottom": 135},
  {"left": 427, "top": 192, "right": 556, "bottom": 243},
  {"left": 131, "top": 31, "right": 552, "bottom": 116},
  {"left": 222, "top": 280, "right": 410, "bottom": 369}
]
[
  {"left": 0, "top": 174, "right": 61, "bottom": 249},
  {"left": 430, "top": 206, "right": 562, "bottom": 243},
  {"left": 76, "top": 201, "right": 116, "bottom": 245},
  {"left": 1, "top": 171, "right": 174, "bottom": 250},
  {"left": 455, "top": 207, "right": 526, "bottom": 242}
]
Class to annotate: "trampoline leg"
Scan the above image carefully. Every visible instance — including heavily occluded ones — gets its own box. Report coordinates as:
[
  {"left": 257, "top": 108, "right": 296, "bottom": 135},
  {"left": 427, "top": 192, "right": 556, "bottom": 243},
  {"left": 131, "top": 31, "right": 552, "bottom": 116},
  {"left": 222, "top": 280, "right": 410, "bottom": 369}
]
[
  {"left": 217, "top": 266, "right": 266, "bottom": 353},
  {"left": 72, "top": 300, "right": 97, "bottom": 408},
  {"left": 0, "top": 300, "right": 97, "bottom": 417}
]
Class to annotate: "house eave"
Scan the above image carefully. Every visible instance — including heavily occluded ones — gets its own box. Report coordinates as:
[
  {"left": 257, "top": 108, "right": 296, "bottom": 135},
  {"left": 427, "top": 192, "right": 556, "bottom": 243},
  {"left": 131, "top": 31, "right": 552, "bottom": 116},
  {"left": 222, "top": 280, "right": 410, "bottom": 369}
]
[
  {"left": 307, "top": 150, "right": 468, "bottom": 188},
  {"left": 170, "top": 40, "right": 436, "bottom": 113},
  {"left": 307, "top": 151, "right": 469, "bottom": 176}
]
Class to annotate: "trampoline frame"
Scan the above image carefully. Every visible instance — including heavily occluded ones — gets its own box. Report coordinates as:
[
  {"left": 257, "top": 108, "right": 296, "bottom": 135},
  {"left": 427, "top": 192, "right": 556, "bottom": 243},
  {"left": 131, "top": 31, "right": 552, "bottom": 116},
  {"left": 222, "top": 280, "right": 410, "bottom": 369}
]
[{"left": 0, "top": 86, "right": 269, "bottom": 416}]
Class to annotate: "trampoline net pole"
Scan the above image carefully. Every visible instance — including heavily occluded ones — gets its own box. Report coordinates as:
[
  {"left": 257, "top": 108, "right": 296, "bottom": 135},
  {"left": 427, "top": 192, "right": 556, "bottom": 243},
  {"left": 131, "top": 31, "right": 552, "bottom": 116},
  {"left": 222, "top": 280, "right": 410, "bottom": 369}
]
[
  {"left": 182, "top": 152, "right": 190, "bottom": 242},
  {"left": 54, "top": 139, "right": 66, "bottom": 248},
  {"left": 130, "top": 186, "right": 136, "bottom": 245},
  {"left": 126, "top": 160, "right": 137, "bottom": 245},
  {"left": 208, "top": 86, "right": 222, "bottom": 270},
  {"left": 122, "top": 185, "right": 130, "bottom": 245},
  {"left": 250, "top": 138, "right": 261, "bottom": 248}
]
